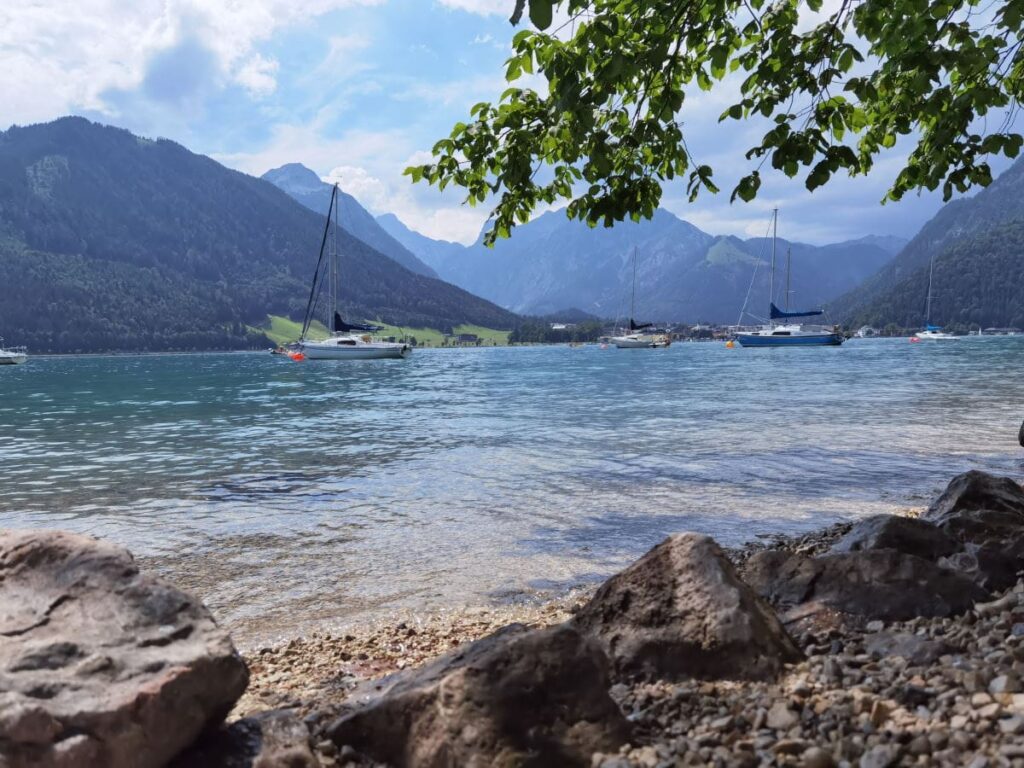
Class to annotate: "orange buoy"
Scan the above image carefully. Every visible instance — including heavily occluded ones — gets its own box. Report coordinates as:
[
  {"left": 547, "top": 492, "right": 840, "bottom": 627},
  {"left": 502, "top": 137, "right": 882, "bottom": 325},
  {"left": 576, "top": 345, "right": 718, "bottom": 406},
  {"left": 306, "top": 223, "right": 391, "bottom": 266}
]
[
  {"left": 725, "top": 340, "right": 735, "bottom": 348},
  {"left": 290, "top": 352, "right": 306, "bottom": 361}
]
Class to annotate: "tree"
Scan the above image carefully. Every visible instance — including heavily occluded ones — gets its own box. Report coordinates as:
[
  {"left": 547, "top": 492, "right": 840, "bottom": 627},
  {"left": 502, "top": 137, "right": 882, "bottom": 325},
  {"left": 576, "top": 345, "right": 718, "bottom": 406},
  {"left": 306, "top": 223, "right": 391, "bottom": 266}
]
[{"left": 409, "top": 0, "right": 1024, "bottom": 244}]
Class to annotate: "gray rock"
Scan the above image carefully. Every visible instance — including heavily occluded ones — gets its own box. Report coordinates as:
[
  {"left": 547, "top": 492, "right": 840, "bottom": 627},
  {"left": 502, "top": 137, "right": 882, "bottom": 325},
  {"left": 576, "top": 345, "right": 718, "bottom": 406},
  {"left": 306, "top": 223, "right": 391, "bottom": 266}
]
[
  {"left": 326, "top": 623, "right": 629, "bottom": 768},
  {"left": 925, "top": 470, "right": 1024, "bottom": 524},
  {"left": 830, "top": 515, "right": 957, "bottom": 560},
  {"left": 864, "top": 632, "right": 951, "bottom": 665},
  {"left": 0, "top": 529, "right": 248, "bottom": 768},
  {"left": 172, "top": 709, "right": 320, "bottom": 768},
  {"left": 744, "top": 549, "right": 987, "bottom": 624},
  {"left": 573, "top": 533, "right": 802, "bottom": 681},
  {"left": 766, "top": 701, "right": 800, "bottom": 731}
]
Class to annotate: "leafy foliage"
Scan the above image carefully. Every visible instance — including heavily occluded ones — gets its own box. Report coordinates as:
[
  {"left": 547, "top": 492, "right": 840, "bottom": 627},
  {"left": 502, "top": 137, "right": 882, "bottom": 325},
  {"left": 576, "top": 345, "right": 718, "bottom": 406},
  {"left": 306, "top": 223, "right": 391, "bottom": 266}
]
[
  {"left": 0, "top": 118, "right": 517, "bottom": 353},
  {"left": 409, "top": 0, "right": 1024, "bottom": 244}
]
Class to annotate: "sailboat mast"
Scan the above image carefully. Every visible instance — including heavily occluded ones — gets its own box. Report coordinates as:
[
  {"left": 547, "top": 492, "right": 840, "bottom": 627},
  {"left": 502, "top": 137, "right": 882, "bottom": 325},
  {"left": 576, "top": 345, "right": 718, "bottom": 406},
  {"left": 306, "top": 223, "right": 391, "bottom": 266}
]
[
  {"left": 331, "top": 184, "right": 339, "bottom": 329},
  {"left": 630, "top": 247, "right": 638, "bottom": 327},
  {"left": 769, "top": 208, "right": 778, "bottom": 326},
  {"left": 785, "top": 246, "right": 791, "bottom": 312},
  {"left": 925, "top": 255, "right": 935, "bottom": 326}
]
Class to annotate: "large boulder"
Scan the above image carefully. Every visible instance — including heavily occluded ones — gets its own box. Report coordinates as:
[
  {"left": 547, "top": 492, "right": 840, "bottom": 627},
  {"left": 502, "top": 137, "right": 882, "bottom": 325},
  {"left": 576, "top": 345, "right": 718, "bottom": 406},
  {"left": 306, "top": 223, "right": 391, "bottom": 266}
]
[
  {"left": 0, "top": 530, "right": 248, "bottom": 768},
  {"left": 830, "top": 515, "right": 957, "bottom": 560},
  {"left": 326, "top": 623, "right": 629, "bottom": 768},
  {"left": 572, "top": 534, "right": 802, "bottom": 681},
  {"left": 923, "top": 472, "right": 1024, "bottom": 590},
  {"left": 924, "top": 470, "right": 1024, "bottom": 525},
  {"left": 743, "top": 549, "right": 987, "bottom": 625}
]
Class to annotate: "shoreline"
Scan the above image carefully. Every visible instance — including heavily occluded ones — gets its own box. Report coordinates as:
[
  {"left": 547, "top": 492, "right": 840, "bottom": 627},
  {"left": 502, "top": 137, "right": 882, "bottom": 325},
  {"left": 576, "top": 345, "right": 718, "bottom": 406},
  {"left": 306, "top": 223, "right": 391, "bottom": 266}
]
[{"left": 234, "top": 519, "right": 863, "bottom": 720}]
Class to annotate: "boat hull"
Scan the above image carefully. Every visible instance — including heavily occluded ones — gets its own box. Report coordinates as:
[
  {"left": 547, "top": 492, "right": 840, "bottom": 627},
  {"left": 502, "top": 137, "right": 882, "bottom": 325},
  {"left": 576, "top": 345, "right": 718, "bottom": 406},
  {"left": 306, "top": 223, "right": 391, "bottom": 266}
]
[
  {"left": 736, "top": 332, "right": 844, "bottom": 347},
  {"left": 612, "top": 335, "right": 671, "bottom": 349},
  {"left": 298, "top": 342, "right": 410, "bottom": 360},
  {"left": 0, "top": 353, "right": 27, "bottom": 365}
]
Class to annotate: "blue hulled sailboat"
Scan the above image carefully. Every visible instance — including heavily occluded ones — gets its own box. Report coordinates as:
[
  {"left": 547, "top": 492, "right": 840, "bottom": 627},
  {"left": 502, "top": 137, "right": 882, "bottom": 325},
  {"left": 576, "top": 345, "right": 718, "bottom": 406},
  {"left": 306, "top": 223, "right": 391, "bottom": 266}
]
[{"left": 735, "top": 210, "right": 844, "bottom": 348}]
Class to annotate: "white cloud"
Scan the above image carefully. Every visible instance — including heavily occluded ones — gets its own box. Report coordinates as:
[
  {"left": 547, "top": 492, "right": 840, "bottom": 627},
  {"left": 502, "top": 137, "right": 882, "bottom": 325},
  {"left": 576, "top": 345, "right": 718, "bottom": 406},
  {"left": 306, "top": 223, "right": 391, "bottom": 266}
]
[
  {"left": 0, "top": 0, "right": 383, "bottom": 125},
  {"left": 323, "top": 165, "right": 391, "bottom": 210},
  {"left": 436, "top": 0, "right": 510, "bottom": 15}
]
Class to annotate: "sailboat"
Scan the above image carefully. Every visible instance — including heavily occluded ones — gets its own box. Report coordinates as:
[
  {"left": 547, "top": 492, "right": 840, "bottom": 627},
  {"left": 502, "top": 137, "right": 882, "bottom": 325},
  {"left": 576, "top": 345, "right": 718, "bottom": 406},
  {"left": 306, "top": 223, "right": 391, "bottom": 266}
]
[
  {"left": 911, "top": 255, "right": 957, "bottom": 341},
  {"left": 296, "top": 184, "right": 410, "bottom": 360},
  {"left": 610, "top": 248, "right": 671, "bottom": 349},
  {"left": 735, "top": 210, "right": 843, "bottom": 347},
  {"left": 0, "top": 338, "right": 27, "bottom": 365}
]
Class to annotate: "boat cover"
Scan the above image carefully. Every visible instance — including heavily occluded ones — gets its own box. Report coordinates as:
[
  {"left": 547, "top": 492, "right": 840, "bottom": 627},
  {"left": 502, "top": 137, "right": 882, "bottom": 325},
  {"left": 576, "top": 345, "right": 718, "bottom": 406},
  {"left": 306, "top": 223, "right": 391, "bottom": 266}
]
[
  {"left": 629, "top": 318, "right": 653, "bottom": 331},
  {"left": 334, "top": 312, "right": 383, "bottom": 333},
  {"left": 769, "top": 302, "right": 824, "bottom": 320}
]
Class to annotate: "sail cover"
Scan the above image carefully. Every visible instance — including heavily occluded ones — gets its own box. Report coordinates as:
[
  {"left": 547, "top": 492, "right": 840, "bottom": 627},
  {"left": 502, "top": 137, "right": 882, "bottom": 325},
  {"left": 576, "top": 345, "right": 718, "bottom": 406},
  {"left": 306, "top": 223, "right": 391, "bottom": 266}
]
[
  {"left": 770, "top": 302, "right": 824, "bottom": 320},
  {"left": 629, "top": 318, "right": 653, "bottom": 331},
  {"left": 925, "top": 324, "right": 942, "bottom": 331},
  {"left": 334, "top": 312, "right": 383, "bottom": 333}
]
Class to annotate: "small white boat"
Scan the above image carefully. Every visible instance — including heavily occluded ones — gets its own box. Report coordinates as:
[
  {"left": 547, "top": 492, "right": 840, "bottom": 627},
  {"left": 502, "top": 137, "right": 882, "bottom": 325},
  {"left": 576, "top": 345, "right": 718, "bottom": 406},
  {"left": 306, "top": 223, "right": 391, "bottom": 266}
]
[
  {"left": 612, "top": 249, "right": 671, "bottom": 349},
  {"left": 611, "top": 331, "right": 671, "bottom": 348},
  {"left": 299, "top": 334, "right": 410, "bottom": 360},
  {"left": 294, "top": 183, "right": 410, "bottom": 362},
  {"left": 0, "top": 340, "right": 27, "bottom": 365},
  {"left": 912, "top": 328, "right": 959, "bottom": 341},
  {"left": 910, "top": 255, "right": 957, "bottom": 341}
]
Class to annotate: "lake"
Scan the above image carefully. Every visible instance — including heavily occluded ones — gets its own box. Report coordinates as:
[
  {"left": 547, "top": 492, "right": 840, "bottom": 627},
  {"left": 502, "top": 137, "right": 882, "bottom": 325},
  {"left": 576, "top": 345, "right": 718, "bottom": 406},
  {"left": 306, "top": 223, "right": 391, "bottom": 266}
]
[{"left": 2, "top": 338, "right": 1022, "bottom": 644}]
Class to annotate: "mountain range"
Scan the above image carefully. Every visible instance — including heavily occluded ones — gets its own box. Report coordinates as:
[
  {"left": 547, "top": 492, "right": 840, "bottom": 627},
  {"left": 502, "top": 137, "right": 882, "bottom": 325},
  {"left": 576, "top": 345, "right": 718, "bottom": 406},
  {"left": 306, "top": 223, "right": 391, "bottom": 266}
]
[
  {"left": 0, "top": 118, "right": 516, "bottom": 353},
  {"left": 835, "top": 158, "right": 1024, "bottom": 329},
  {"left": 375, "top": 206, "right": 905, "bottom": 324}
]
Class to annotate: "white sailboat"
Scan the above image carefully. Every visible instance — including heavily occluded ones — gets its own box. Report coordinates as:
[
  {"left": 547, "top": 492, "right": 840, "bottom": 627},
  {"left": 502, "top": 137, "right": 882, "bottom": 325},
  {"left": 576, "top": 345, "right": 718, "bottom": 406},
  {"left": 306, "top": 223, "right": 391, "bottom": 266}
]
[
  {"left": 735, "top": 210, "right": 843, "bottom": 347},
  {"left": 0, "top": 339, "right": 27, "bottom": 365},
  {"left": 911, "top": 255, "right": 958, "bottom": 341},
  {"left": 610, "top": 248, "right": 671, "bottom": 349},
  {"left": 295, "top": 184, "right": 410, "bottom": 361}
]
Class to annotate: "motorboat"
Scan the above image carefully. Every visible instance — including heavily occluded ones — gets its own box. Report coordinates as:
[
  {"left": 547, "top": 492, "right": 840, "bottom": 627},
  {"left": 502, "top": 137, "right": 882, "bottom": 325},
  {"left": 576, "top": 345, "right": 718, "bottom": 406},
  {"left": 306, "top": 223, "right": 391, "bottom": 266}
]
[{"left": 0, "top": 340, "right": 27, "bottom": 365}]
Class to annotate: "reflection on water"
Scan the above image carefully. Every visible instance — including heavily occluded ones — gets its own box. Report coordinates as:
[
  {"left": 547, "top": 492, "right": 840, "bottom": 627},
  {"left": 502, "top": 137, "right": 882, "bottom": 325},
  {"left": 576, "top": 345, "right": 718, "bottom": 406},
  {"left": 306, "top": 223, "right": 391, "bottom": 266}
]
[{"left": 2, "top": 340, "right": 1023, "bottom": 644}]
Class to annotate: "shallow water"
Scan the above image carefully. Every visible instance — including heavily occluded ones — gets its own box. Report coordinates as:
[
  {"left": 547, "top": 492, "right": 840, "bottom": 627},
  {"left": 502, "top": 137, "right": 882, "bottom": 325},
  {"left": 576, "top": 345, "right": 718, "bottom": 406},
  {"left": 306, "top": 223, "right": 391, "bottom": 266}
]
[{"left": 2, "top": 339, "right": 1022, "bottom": 643}]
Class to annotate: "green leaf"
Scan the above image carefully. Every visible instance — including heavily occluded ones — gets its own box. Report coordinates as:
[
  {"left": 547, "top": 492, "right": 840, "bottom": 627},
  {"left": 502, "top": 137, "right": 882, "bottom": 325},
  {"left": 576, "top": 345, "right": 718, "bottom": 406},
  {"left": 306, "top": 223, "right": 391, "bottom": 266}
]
[{"left": 529, "top": 0, "right": 553, "bottom": 30}]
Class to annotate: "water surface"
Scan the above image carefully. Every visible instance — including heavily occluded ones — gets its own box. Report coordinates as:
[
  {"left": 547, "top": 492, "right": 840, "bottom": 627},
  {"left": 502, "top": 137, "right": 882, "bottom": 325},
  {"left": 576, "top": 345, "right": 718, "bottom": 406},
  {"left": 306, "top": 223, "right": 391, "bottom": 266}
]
[{"left": 2, "top": 339, "right": 1021, "bottom": 643}]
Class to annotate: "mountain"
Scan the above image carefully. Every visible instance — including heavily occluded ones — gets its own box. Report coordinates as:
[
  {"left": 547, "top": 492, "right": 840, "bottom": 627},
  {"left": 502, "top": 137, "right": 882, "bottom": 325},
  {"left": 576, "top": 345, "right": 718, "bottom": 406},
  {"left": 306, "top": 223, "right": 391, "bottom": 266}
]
[
  {"left": 0, "top": 118, "right": 516, "bottom": 353},
  {"left": 379, "top": 209, "right": 904, "bottom": 324},
  {"left": 262, "top": 164, "right": 438, "bottom": 278},
  {"left": 835, "top": 158, "right": 1024, "bottom": 327}
]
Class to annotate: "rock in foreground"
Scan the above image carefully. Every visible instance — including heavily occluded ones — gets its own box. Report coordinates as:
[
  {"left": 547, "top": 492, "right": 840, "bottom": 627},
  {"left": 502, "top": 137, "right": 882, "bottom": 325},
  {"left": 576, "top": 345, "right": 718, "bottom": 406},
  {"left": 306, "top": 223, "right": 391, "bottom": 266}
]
[
  {"left": 573, "top": 533, "right": 802, "bottom": 681},
  {"left": 0, "top": 529, "right": 248, "bottom": 768},
  {"left": 925, "top": 469, "right": 1024, "bottom": 524},
  {"left": 744, "top": 548, "right": 987, "bottom": 626},
  {"left": 326, "top": 623, "right": 629, "bottom": 768}
]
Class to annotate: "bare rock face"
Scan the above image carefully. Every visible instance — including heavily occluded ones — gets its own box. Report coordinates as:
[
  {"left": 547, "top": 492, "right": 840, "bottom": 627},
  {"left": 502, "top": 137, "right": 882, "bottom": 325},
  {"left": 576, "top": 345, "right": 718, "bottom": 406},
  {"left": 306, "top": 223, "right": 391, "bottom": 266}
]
[
  {"left": 573, "top": 534, "right": 802, "bottom": 682},
  {"left": 830, "top": 515, "right": 957, "bottom": 560},
  {"left": 743, "top": 549, "right": 987, "bottom": 625},
  {"left": 924, "top": 471, "right": 1024, "bottom": 590},
  {"left": 0, "top": 529, "right": 249, "bottom": 768},
  {"left": 924, "top": 470, "right": 1024, "bottom": 525},
  {"left": 326, "top": 623, "right": 629, "bottom": 768},
  {"left": 171, "top": 709, "right": 320, "bottom": 768}
]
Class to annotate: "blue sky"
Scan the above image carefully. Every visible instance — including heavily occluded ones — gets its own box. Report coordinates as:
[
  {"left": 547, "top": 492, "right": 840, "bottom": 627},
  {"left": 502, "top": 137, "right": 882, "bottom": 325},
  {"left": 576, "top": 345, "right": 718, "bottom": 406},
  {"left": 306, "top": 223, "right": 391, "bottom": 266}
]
[{"left": 0, "top": 0, "right": 1008, "bottom": 244}]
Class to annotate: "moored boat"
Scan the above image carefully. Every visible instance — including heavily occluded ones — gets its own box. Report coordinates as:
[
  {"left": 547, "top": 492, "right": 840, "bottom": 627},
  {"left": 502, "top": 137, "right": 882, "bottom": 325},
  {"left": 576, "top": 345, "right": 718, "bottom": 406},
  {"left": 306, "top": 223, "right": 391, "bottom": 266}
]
[
  {"left": 0, "top": 340, "right": 27, "bottom": 365},
  {"left": 295, "top": 184, "right": 410, "bottom": 361},
  {"left": 611, "top": 249, "right": 671, "bottom": 349},
  {"left": 910, "top": 256, "right": 958, "bottom": 342},
  {"left": 735, "top": 210, "right": 843, "bottom": 348}
]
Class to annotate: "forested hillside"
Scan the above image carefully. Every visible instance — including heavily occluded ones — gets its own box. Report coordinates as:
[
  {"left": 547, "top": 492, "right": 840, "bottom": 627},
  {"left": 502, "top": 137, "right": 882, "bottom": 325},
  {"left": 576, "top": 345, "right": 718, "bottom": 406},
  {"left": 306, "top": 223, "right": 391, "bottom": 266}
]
[
  {"left": 850, "top": 220, "right": 1024, "bottom": 329},
  {"left": 0, "top": 118, "right": 516, "bottom": 352},
  {"left": 836, "top": 158, "right": 1024, "bottom": 326}
]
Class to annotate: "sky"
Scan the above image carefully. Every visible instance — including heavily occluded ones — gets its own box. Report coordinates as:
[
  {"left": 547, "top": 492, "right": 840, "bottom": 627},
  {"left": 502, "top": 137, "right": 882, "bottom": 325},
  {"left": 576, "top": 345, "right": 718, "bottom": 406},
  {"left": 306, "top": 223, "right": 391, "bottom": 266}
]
[{"left": 0, "top": 0, "right": 1012, "bottom": 245}]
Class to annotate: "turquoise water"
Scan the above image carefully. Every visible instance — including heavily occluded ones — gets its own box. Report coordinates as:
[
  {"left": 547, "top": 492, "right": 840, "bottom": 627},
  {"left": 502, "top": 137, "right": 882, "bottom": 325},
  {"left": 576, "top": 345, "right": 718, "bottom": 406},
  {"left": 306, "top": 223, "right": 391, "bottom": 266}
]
[{"left": 2, "top": 339, "right": 1022, "bottom": 643}]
